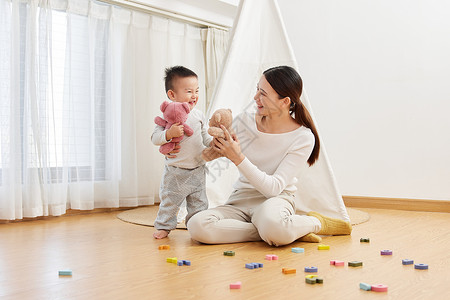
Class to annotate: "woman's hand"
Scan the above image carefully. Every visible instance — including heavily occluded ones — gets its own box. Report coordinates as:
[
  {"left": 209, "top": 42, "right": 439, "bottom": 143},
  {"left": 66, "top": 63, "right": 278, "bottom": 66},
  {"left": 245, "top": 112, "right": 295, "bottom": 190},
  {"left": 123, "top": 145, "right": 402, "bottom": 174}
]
[{"left": 214, "top": 125, "right": 245, "bottom": 165}]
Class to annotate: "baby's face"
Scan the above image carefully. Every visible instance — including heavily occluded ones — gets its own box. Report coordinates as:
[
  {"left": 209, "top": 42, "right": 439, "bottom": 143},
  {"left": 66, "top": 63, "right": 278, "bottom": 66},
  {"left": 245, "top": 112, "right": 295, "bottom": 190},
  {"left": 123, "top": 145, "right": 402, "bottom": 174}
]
[{"left": 169, "top": 76, "right": 199, "bottom": 111}]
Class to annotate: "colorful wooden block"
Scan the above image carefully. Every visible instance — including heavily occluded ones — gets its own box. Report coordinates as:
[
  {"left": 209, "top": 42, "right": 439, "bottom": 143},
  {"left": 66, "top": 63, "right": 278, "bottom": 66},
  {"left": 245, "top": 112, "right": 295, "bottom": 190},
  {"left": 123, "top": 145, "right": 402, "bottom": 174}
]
[
  {"left": 335, "top": 260, "right": 345, "bottom": 266},
  {"left": 245, "top": 263, "right": 262, "bottom": 269},
  {"left": 166, "top": 257, "right": 178, "bottom": 264},
  {"left": 58, "top": 270, "right": 72, "bottom": 276},
  {"left": 330, "top": 260, "right": 344, "bottom": 266},
  {"left": 305, "top": 275, "right": 317, "bottom": 284},
  {"left": 224, "top": 251, "right": 235, "bottom": 256},
  {"left": 177, "top": 261, "right": 184, "bottom": 266},
  {"left": 414, "top": 263, "right": 428, "bottom": 270},
  {"left": 318, "top": 244, "right": 330, "bottom": 250},
  {"left": 183, "top": 260, "right": 191, "bottom": 266},
  {"left": 360, "top": 238, "right": 370, "bottom": 243},
  {"left": 381, "top": 250, "right": 393, "bottom": 255},
  {"left": 348, "top": 261, "right": 363, "bottom": 267},
  {"left": 371, "top": 284, "right": 388, "bottom": 292},
  {"left": 229, "top": 281, "right": 241, "bottom": 289},
  {"left": 265, "top": 254, "right": 274, "bottom": 260},
  {"left": 304, "top": 266, "right": 318, "bottom": 273},
  {"left": 359, "top": 282, "right": 372, "bottom": 291},
  {"left": 402, "top": 259, "right": 414, "bottom": 265},
  {"left": 282, "top": 268, "right": 296, "bottom": 274},
  {"left": 265, "top": 254, "right": 279, "bottom": 260},
  {"left": 305, "top": 275, "right": 323, "bottom": 284},
  {"left": 158, "top": 245, "right": 170, "bottom": 250},
  {"left": 292, "top": 247, "right": 304, "bottom": 253}
]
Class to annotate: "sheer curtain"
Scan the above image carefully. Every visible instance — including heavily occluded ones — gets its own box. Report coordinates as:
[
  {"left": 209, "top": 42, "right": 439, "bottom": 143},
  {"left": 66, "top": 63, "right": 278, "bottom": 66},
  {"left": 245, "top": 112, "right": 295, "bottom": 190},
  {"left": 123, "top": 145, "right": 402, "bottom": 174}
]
[
  {"left": 201, "top": 27, "right": 229, "bottom": 112},
  {"left": 0, "top": 0, "right": 206, "bottom": 220}
]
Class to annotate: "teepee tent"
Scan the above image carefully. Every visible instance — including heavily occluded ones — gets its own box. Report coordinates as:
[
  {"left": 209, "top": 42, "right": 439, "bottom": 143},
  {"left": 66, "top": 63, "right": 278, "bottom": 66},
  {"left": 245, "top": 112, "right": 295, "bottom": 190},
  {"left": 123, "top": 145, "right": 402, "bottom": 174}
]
[{"left": 205, "top": 0, "right": 349, "bottom": 221}]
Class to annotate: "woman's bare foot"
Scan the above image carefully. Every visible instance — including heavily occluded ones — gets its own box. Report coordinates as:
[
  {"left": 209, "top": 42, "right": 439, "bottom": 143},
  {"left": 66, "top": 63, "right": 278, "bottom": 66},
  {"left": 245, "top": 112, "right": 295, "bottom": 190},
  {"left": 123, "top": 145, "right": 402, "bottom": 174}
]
[{"left": 153, "top": 229, "right": 170, "bottom": 239}]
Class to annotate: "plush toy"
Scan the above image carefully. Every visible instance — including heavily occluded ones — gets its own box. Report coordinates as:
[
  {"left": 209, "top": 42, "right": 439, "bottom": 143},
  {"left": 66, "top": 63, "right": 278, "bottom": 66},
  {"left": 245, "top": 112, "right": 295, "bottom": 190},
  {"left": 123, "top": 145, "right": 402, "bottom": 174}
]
[
  {"left": 154, "top": 101, "right": 193, "bottom": 155},
  {"left": 202, "top": 108, "right": 233, "bottom": 162}
]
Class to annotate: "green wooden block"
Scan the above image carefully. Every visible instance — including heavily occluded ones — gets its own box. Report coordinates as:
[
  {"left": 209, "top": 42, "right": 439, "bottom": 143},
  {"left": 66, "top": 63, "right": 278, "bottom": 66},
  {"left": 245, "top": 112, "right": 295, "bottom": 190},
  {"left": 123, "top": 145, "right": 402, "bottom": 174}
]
[
  {"left": 316, "top": 278, "right": 324, "bottom": 284},
  {"left": 348, "top": 261, "right": 363, "bottom": 267},
  {"left": 58, "top": 270, "right": 72, "bottom": 276},
  {"left": 360, "top": 238, "right": 370, "bottom": 243},
  {"left": 305, "top": 277, "right": 317, "bottom": 284},
  {"left": 224, "top": 251, "right": 235, "bottom": 256}
]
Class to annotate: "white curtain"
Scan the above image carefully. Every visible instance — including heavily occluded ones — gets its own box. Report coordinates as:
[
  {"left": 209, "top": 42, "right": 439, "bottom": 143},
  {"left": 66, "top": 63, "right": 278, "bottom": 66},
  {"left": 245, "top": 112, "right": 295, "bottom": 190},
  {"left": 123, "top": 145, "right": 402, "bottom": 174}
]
[
  {"left": 0, "top": 0, "right": 206, "bottom": 220},
  {"left": 201, "top": 27, "right": 229, "bottom": 111}
]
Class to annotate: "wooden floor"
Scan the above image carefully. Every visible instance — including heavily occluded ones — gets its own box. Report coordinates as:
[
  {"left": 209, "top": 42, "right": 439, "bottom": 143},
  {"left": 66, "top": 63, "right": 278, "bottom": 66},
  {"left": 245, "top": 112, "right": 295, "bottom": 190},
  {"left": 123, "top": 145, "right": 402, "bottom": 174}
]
[{"left": 1, "top": 208, "right": 449, "bottom": 300}]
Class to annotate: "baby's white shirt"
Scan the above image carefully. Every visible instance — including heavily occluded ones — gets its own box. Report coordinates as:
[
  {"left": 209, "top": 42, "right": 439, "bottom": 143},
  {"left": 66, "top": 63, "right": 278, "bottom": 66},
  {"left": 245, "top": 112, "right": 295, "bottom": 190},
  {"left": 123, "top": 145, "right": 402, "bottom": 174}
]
[{"left": 151, "top": 108, "right": 212, "bottom": 169}]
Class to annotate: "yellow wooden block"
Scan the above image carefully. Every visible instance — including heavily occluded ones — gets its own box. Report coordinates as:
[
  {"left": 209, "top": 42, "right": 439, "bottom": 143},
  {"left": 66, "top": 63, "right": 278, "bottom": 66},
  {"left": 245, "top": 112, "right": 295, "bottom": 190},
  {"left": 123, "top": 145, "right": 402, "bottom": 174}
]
[
  {"left": 318, "top": 244, "right": 330, "bottom": 250},
  {"left": 166, "top": 257, "right": 177, "bottom": 263}
]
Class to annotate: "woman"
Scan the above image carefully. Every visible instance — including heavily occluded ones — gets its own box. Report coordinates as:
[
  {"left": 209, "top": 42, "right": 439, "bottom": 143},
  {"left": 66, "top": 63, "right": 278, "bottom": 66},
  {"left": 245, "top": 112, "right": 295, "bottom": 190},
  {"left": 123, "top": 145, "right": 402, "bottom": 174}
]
[{"left": 187, "top": 66, "right": 351, "bottom": 246}]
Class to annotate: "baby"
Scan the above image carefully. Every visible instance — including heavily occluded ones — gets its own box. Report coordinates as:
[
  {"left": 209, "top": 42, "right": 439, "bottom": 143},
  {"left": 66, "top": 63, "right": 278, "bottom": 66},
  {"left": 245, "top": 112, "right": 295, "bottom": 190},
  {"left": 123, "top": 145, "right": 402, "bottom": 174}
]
[{"left": 151, "top": 66, "right": 212, "bottom": 239}]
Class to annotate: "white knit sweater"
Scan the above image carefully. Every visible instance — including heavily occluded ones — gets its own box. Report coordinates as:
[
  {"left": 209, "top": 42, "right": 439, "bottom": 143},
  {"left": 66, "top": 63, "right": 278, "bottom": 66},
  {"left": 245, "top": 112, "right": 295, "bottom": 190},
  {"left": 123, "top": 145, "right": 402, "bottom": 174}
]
[{"left": 233, "top": 111, "right": 315, "bottom": 198}]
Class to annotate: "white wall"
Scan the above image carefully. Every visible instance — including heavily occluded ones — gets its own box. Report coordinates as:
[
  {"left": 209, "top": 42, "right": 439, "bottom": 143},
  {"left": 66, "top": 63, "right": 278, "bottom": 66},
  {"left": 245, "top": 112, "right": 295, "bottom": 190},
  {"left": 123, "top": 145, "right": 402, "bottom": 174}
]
[{"left": 278, "top": 0, "right": 450, "bottom": 200}]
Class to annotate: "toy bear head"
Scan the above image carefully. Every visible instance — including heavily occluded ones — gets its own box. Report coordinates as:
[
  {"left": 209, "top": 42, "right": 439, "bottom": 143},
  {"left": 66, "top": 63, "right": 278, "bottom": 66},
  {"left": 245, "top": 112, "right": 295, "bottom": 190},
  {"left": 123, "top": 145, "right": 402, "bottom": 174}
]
[
  {"left": 160, "top": 101, "right": 190, "bottom": 123},
  {"left": 208, "top": 108, "right": 232, "bottom": 129}
]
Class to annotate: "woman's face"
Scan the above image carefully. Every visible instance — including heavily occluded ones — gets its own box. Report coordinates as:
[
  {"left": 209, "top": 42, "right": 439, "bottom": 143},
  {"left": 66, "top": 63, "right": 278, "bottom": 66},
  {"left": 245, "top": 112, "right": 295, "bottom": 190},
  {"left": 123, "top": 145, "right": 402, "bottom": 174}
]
[{"left": 254, "top": 75, "right": 282, "bottom": 117}]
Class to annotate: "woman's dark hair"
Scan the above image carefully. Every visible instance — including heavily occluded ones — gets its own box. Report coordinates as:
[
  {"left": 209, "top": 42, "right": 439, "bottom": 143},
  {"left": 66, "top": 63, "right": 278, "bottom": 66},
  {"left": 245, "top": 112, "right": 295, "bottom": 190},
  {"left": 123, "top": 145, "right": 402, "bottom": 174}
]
[{"left": 263, "top": 66, "right": 320, "bottom": 166}]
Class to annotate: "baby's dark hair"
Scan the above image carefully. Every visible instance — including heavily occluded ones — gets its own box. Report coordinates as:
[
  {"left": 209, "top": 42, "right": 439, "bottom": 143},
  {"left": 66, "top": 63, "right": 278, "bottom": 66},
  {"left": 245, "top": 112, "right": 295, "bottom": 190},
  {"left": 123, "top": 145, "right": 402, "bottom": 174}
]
[{"left": 164, "top": 66, "right": 198, "bottom": 93}]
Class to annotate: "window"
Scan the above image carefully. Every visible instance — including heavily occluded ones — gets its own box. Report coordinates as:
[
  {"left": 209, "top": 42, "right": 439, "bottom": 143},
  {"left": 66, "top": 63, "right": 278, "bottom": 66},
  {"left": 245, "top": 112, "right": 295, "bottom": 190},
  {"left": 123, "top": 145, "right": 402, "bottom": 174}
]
[{"left": 0, "top": 3, "right": 113, "bottom": 185}]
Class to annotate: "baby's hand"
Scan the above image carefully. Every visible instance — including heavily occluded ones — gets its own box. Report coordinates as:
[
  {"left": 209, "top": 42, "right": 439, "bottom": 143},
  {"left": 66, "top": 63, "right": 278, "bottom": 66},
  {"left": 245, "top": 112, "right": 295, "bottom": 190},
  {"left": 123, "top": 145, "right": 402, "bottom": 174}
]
[
  {"left": 165, "top": 144, "right": 181, "bottom": 158},
  {"left": 166, "top": 123, "right": 184, "bottom": 140}
]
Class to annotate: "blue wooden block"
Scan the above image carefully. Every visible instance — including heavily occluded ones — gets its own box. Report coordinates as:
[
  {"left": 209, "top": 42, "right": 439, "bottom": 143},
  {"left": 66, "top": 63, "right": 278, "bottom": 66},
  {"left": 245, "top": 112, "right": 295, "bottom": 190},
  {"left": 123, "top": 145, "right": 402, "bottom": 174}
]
[
  {"left": 304, "top": 266, "right": 318, "bottom": 273},
  {"left": 245, "top": 263, "right": 255, "bottom": 269},
  {"left": 183, "top": 260, "right": 191, "bottom": 266},
  {"left": 414, "top": 263, "right": 428, "bottom": 270},
  {"left": 292, "top": 247, "right": 304, "bottom": 253},
  {"left": 359, "top": 282, "right": 372, "bottom": 291},
  {"left": 177, "top": 260, "right": 184, "bottom": 266},
  {"left": 402, "top": 259, "right": 414, "bottom": 265},
  {"left": 381, "top": 250, "right": 393, "bottom": 255},
  {"left": 257, "top": 263, "right": 263, "bottom": 268},
  {"left": 58, "top": 270, "right": 72, "bottom": 276}
]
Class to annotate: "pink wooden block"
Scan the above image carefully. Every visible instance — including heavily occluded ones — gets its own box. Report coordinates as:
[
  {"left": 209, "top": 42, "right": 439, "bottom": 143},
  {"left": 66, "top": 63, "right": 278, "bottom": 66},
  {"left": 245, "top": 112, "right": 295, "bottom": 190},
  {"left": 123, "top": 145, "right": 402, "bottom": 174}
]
[
  {"left": 230, "top": 281, "right": 241, "bottom": 289},
  {"left": 371, "top": 284, "right": 388, "bottom": 292},
  {"left": 272, "top": 255, "right": 278, "bottom": 260},
  {"left": 330, "top": 260, "right": 344, "bottom": 266},
  {"left": 265, "top": 255, "right": 273, "bottom": 260}
]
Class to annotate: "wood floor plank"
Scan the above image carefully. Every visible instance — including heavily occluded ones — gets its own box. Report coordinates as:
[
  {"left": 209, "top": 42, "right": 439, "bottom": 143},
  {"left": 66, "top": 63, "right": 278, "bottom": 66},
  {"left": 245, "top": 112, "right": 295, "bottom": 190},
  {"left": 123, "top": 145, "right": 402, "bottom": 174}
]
[{"left": 0, "top": 208, "right": 449, "bottom": 299}]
